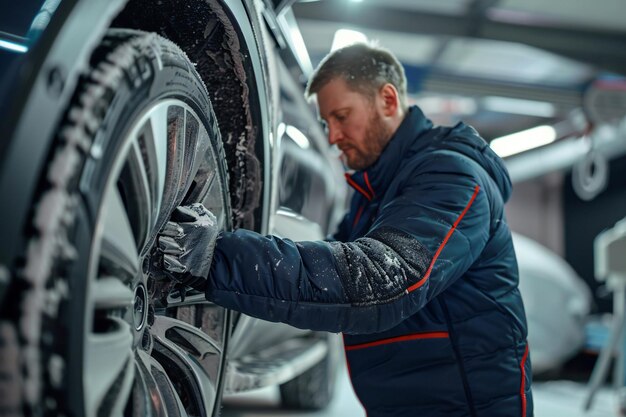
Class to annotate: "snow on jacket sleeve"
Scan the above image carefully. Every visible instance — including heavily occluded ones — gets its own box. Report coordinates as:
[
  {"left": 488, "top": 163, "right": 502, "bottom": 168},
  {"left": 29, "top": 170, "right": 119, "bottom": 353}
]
[{"left": 206, "top": 151, "right": 491, "bottom": 334}]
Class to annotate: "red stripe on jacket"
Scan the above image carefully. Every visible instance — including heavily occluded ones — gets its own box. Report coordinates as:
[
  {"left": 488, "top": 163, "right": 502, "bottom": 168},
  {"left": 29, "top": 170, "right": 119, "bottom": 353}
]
[
  {"left": 520, "top": 343, "right": 529, "bottom": 416},
  {"left": 363, "top": 172, "right": 376, "bottom": 199},
  {"left": 352, "top": 205, "right": 366, "bottom": 228},
  {"left": 345, "top": 173, "right": 373, "bottom": 201},
  {"left": 407, "top": 185, "right": 481, "bottom": 293},
  {"left": 344, "top": 331, "right": 449, "bottom": 351}
]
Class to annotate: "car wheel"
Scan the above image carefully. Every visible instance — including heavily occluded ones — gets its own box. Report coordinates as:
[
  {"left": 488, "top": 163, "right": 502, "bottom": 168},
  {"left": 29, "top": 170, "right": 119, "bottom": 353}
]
[
  {"left": 279, "top": 333, "right": 341, "bottom": 410},
  {"left": 1, "top": 29, "right": 232, "bottom": 416}
]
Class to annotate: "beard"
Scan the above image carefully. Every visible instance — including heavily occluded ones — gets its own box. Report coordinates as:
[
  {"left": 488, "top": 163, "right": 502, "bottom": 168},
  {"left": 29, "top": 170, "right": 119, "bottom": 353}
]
[{"left": 345, "top": 111, "right": 393, "bottom": 171}]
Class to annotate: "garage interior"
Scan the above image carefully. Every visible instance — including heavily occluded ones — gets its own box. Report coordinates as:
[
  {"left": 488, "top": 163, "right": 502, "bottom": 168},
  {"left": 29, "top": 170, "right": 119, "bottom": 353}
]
[
  {"left": 1, "top": 0, "right": 625, "bottom": 415},
  {"left": 222, "top": 0, "right": 626, "bottom": 416}
]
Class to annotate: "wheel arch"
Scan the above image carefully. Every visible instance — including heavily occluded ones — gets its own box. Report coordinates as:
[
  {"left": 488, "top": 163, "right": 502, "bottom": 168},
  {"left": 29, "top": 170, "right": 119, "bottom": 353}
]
[
  {"left": 0, "top": 0, "right": 272, "bottom": 286},
  {"left": 111, "top": 0, "right": 272, "bottom": 232}
]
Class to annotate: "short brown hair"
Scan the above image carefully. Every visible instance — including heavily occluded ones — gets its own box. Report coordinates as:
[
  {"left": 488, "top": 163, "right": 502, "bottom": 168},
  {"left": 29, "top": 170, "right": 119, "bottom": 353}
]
[{"left": 306, "top": 42, "right": 408, "bottom": 111}]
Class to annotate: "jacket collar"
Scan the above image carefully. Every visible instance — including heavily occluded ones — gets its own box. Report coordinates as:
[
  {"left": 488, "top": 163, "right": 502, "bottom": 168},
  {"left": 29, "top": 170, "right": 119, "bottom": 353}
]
[{"left": 345, "top": 106, "right": 433, "bottom": 201}]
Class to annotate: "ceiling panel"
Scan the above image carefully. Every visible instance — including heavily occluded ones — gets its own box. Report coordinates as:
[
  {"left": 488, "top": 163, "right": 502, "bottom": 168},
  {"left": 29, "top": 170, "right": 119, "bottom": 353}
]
[
  {"left": 290, "top": 0, "right": 625, "bottom": 167},
  {"left": 436, "top": 38, "right": 594, "bottom": 86},
  {"left": 497, "top": 0, "right": 626, "bottom": 32},
  {"left": 298, "top": 19, "right": 440, "bottom": 66},
  {"left": 293, "top": 0, "right": 626, "bottom": 75},
  {"left": 350, "top": 0, "right": 472, "bottom": 15}
]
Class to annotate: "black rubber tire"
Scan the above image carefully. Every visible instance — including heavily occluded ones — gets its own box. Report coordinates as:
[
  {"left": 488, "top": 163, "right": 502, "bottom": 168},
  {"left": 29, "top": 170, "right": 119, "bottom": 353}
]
[
  {"left": 0, "top": 29, "right": 231, "bottom": 417},
  {"left": 279, "top": 334, "right": 341, "bottom": 410}
]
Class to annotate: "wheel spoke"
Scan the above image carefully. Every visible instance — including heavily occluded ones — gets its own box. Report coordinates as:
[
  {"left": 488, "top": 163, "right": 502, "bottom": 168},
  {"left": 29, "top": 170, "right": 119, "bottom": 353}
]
[
  {"left": 92, "top": 277, "right": 134, "bottom": 310},
  {"left": 135, "top": 350, "right": 189, "bottom": 417},
  {"left": 150, "top": 316, "right": 221, "bottom": 417},
  {"left": 177, "top": 110, "right": 200, "bottom": 202},
  {"left": 148, "top": 104, "right": 192, "bottom": 231},
  {"left": 152, "top": 315, "right": 222, "bottom": 358},
  {"left": 203, "top": 169, "right": 226, "bottom": 230},
  {"left": 84, "top": 318, "right": 134, "bottom": 417},
  {"left": 120, "top": 139, "right": 154, "bottom": 251},
  {"left": 191, "top": 124, "right": 226, "bottom": 228},
  {"left": 145, "top": 102, "right": 170, "bottom": 219},
  {"left": 100, "top": 186, "right": 139, "bottom": 279}
]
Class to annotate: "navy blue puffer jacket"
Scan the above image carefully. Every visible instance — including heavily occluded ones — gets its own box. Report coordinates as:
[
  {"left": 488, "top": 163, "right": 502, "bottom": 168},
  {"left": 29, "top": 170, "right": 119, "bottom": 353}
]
[{"left": 207, "top": 106, "right": 532, "bottom": 417}]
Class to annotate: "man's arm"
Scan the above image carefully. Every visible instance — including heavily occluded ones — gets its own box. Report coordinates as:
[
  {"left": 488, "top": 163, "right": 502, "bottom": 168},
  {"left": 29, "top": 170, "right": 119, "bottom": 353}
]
[{"left": 205, "top": 152, "right": 491, "bottom": 334}]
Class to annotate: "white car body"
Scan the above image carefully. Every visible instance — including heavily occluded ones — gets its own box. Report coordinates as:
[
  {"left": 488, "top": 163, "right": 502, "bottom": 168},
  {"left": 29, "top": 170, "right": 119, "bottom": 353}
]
[{"left": 513, "top": 232, "right": 592, "bottom": 374}]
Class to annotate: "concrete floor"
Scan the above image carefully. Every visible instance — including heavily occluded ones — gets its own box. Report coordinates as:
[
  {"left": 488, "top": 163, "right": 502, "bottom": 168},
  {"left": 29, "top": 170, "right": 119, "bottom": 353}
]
[
  {"left": 221, "top": 367, "right": 364, "bottom": 417},
  {"left": 221, "top": 367, "right": 615, "bottom": 417}
]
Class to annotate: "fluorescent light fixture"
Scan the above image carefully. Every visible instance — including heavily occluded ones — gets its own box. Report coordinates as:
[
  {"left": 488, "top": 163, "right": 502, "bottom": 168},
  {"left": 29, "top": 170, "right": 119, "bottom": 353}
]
[
  {"left": 490, "top": 125, "right": 557, "bottom": 158},
  {"left": 331, "top": 29, "right": 367, "bottom": 52},
  {"left": 415, "top": 96, "right": 477, "bottom": 116},
  {"left": 0, "top": 39, "right": 28, "bottom": 53},
  {"left": 286, "top": 125, "right": 311, "bottom": 149},
  {"left": 482, "top": 96, "right": 556, "bottom": 118}
]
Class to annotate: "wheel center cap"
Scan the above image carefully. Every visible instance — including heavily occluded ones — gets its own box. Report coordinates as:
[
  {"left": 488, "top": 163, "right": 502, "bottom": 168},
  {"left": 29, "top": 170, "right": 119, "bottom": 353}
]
[{"left": 133, "top": 285, "right": 148, "bottom": 331}]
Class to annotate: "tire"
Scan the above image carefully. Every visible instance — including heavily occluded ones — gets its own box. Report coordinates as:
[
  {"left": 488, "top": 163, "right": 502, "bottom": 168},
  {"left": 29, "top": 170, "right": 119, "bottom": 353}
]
[
  {"left": 279, "top": 333, "right": 341, "bottom": 410},
  {"left": 0, "top": 29, "right": 232, "bottom": 417}
]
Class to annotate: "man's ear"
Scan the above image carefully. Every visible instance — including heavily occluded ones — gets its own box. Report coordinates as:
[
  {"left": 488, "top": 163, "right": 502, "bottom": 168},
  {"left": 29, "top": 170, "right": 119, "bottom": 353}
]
[{"left": 379, "top": 83, "right": 400, "bottom": 116}]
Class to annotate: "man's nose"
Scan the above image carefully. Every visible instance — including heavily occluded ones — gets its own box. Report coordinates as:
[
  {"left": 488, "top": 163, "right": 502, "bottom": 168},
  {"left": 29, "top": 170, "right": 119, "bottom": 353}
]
[{"left": 327, "top": 124, "right": 342, "bottom": 145}]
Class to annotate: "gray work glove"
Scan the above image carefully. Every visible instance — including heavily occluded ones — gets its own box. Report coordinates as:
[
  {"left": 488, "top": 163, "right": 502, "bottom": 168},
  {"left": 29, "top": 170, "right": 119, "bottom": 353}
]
[{"left": 156, "top": 203, "right": 220, "bottom": 292}]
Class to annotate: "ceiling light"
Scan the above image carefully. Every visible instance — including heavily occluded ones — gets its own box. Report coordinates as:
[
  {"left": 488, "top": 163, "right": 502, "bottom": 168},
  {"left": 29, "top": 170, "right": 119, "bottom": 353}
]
[
  {"left": 0, "top": 39, "right": 28, "bottom": 53},
  {"left": 415, "top": 96, "right": 477, "bottom": 116},
  {"left": 482, "top": 96, "right": 556, "bottom": 118},
  {"left": 331, "top": 29, "right": 367, "bottom": 52},
  {"left": 490, "top": 125, "right": 557, "bottom": 158}
]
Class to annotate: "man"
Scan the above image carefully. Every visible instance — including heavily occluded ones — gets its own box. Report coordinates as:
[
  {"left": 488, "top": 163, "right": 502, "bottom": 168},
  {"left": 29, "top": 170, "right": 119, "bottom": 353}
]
[{"left": 159, "top": 43, "right": 533, "bottom": 417}]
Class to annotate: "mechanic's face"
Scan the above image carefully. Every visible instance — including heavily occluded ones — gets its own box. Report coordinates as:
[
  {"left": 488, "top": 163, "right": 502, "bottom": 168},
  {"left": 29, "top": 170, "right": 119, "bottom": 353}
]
[{"left": 316, "top": 78, "right": 393, "bottom": 171}]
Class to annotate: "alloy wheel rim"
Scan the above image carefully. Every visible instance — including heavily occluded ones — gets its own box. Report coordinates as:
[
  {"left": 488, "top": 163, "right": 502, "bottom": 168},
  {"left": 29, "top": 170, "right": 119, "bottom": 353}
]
[{"left": 83, "top": 98, "right": 228, "bottom": 417}]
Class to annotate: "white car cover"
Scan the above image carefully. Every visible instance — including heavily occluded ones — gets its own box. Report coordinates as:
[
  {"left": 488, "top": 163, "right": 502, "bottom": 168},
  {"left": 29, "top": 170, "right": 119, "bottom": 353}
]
[{"left": 513, "top": 232, "right": 593, "bottom": 374}]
